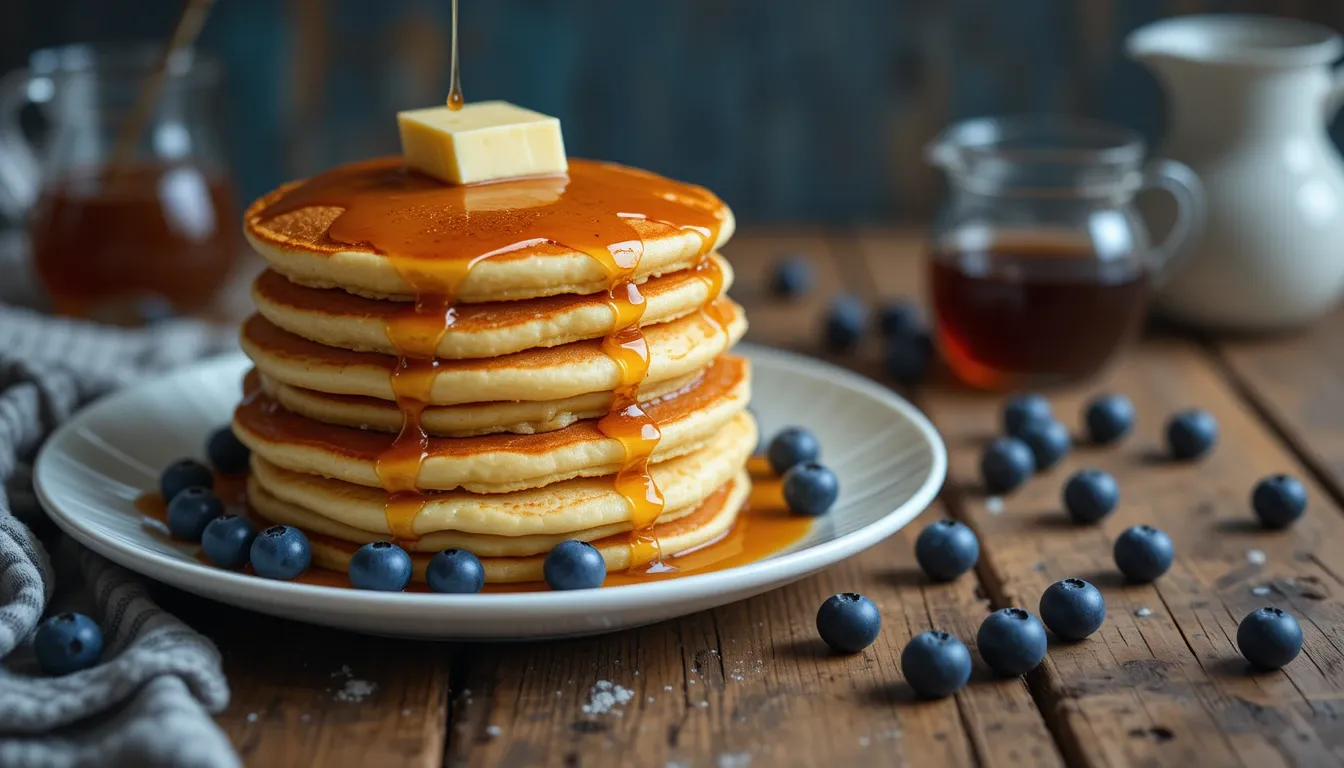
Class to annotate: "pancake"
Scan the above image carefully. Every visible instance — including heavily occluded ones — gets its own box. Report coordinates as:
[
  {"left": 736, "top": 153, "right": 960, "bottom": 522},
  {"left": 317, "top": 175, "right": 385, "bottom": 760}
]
[
  {"left": 234, "top": 361, "right": 752, "bottom": 493},
  {"left": 252, "top": 254, "right": 734, "bottom": 360},
  {"left": 246, "top": 411, "right": 754, "bottom": 541},
  {"left": 251, "top": 472, "right": 749, "bottom": 584},
  {"left": 240, "top": 300, "right": 745, "bottom": 405},
  {"left": 243, "top": 158, "right": 736, "bottom": 302},
  {"left": 258, "top": 370, "right": 702, "bottom": 437}
]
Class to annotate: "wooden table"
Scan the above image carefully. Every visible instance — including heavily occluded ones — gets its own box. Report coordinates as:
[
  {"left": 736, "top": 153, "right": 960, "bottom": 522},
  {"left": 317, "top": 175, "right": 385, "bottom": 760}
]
[{"left": 160, "top": 230, "right": 1344, "bottom": 767}]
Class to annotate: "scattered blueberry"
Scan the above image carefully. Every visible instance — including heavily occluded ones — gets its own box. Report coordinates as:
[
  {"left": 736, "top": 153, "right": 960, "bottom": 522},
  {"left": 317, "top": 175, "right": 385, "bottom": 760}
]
[
  {"left": 1062, "top": 469, "right": 1119, "bottom": 524},
  {"left": 878, "top": 298, "right": 923, "bottom": 338},
  {"left": 884, "top": 332, "right": 934, "bottom": 386},
  {"left": 980, "top": 437, "right": 1036, "bottom": 494},
  {"left": 249, "top": 525, "right": 312, "bottom": 580},
  {"left": 1003, "top": 394, "right": 1053, "bottom": 438},
  {"left": 159, "top": 458, "right": 212, "bottom": 503},
  {"left": 816, "top": 593, "right": 882, "bottom": 654},
  {"left": 1084, "top": 394, "right": 1135, "bottom": 445},
  {"left": 900, "top": 630, "right": 972, "bottom": 699},
  {"left": 206, "top": 426, "right": 250, "bottom": 475},
  {"left": 782, "top": 462, "right": 840, "bottom": 516},
  {"left": 1236, "top": 607, "right": 1303, "bottom": 670},
  {"left": 1251, "top": 474, "right": 1307, "bottom": 530},
  {"left": 544, "top": 540, "right": 606, "bottom": 590},
  {"left": 1113, "top": 525, "right": 1174, "bottom": 583},
  {"left": 976, "top": 607, "right": 1048, "bottom": 677},
  {"left": 1039, "top": 578, "right": 1106, "bottom": 640},
  {"left": 349, "top": 541, "right": 413, "bottom": 591},
  {"left": 822, "top": 294, "right": 868, "bottom": 353},
  {"left": 914, "top": 519, "right": 980, "bottom": 582},
  {"left": 770, "top": 255, "right": 814, "bottom": 298},
  {"left": 166, "top": 487, "right": 224, "bottom": 542},
  {"left": 201, "top": 514, "right": 257, "bottom": 569},
  {"left": 427, "top": 549, "right": 486, "bottom": 594},
  {"left": 1166, "top": 408, "right": 1218, "bottom": 460},
  {"left": 1020, "top": 419, "right": 1071, "bottom": 471},
  {"left": 766, "top": 426, "right": 821, "bottom": 475},
  {"left": 34, "top": 612, "right": 103, "bottom": 676}
]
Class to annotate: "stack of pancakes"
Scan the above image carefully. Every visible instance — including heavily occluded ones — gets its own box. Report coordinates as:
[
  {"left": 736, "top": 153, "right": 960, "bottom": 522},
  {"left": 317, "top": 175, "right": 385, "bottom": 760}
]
[{"left": 230, "top": 158, "right": 755, "bottom": 584}]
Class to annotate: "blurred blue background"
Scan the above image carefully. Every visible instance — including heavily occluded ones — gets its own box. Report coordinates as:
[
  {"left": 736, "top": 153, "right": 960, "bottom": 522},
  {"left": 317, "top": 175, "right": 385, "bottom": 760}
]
[{"left": 3, "top": 0, "right": 1343, "bottom": 223}]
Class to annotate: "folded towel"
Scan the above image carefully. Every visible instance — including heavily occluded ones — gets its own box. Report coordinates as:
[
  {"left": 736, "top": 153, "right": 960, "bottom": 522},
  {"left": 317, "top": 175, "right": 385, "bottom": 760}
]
[{"left": 0, "top": 304, "right": 242, "bottom": 768}]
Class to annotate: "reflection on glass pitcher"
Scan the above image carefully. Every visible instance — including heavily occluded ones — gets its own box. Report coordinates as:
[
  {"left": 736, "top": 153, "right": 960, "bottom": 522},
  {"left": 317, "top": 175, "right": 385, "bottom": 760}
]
[{"left": 0, "top": 44, "right": 239, "bottom": 324}]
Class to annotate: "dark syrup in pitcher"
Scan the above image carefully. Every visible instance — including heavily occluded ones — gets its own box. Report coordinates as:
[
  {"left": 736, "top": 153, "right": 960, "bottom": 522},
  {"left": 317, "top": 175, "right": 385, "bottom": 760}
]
[{"left": 931, "top": 238, "right": 1149, "bottom": 389}]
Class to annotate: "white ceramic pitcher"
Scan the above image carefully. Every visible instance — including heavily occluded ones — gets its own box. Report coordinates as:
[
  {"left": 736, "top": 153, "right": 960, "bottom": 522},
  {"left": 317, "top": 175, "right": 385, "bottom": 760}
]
[{"left": 1128, "top": 15, "right": 1344, "bottom": 331}]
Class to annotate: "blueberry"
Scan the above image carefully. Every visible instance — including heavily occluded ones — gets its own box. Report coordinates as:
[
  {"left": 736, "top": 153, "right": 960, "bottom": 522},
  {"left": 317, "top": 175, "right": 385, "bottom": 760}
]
[
  {"left": 822, "top": 294, "right": 868, "bottom": 353},
  {"left": 884, "top": 332, "right": 934, "bottom": 386},
  {"left": 1062, "top": 469, "right": 1119, "bottom": 524},
  {"left": 980, "top": 437, "right": 1036, "bottom": 494},
  {"left": 878, "top": 298, "right": 923, "bottom": 338},
  {"left": 34, "top": 612, "right": 103, "bottom": 676},
  {"left": 166, "top": 487, "right": 224, "bottom": 541},
  {"left": 1251, "top": 474, "right": 1307, "bottom": 530},
  {"left": 1084, "top": 394, "right": 1135, "bottom": 445},
  {"left": 349, "top": 541, "right": 413, "bottom": 592},
  {"left": 205, "top": 426, "right": 250, "bottom": 475},
  {"left": 900, "top": 630, "right": 972, "bottom": 699},
  {"left": 1003, "top": 394, "right": 1053, "bottom": 438},
  {"left": 1019, "top": 419, "right": 1071, "bottom": 471},
  {"left": 770, "top": 255, "right": 814, "bottom": 298},
  {"left": 1236, "top": 607, "right": 1303, "bottom": 670},
  {"left": 159, "top": 458, "right": 212, "bottom": 503},
  {"left": 249, "top": 525, "right": 311, "bottom": 580},
  {"left": 427, "top": 549, "right": 486, "bottom": 594},
  {"left": 1039, "top": 578, "right": 1106, "bottom": 640},
  {"left": 766, "top": 426, "right": 821, "bottom": 475},
  {"left": 914, "top": 519, "right": 980, "bottom": 582},
  {"left": 1166, "top": 408, "right": 1218, "bottom": 460},
  {"left": 976, "top": 607, "right": 1048, "bottom": 677},
  {"left": 1113, "top": 525, "right": 1174, "bottom": 583},
  {"left": 815, "top": 593, "right": 882, "bottom": 654},
  {"left": 201, "top": 514, "right": 257, "bottom": 569},
  {"left": 782, "top": 462, "right": 839, "bottom": 516},
  {"left": 544, "top": 540, "right": 606, "bottom": 590}
]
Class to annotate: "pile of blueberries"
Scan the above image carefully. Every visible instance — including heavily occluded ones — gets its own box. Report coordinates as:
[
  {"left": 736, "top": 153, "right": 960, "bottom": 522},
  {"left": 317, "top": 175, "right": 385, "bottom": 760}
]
[
  {"left": 808, "top": 391, "right": 1309, "bottom": 699},
  {"left": 771, "top": 255, "right": 932, "bottom": 386}
]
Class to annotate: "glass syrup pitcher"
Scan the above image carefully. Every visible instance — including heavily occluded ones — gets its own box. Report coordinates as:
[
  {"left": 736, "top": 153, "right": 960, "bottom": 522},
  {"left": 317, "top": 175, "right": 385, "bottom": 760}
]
[{"left": 925, "top": 116, "right": 1204, "bottom": 390}]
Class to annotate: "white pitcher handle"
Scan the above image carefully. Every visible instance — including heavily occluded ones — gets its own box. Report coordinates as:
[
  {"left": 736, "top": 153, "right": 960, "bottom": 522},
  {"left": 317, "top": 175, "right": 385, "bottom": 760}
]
[
  {"left": 1328, "top": 63, "right": 1344, "bottom": 117},
  {"left": 1140, "top": 158, "right": 1204, "bottom": 286},
  {"left": 0, "top": 69, "right": 43, "bottom": 221}
]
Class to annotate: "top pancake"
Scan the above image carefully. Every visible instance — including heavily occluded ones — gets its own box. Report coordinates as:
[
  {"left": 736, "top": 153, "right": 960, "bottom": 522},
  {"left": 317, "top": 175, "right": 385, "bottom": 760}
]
[{"left": 243, "top": 158, "right": 736, "bottom": 302}]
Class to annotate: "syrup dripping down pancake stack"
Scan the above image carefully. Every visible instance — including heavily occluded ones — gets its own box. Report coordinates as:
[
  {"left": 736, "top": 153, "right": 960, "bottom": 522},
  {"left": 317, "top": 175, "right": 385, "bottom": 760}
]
[{"left": 230, "top": 157, "right": 755, "bottom": 584}]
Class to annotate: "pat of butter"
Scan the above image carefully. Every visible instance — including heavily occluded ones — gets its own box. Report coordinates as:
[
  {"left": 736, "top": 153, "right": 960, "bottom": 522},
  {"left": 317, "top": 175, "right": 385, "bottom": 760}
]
[{"left": 397, "top": 101, "right": 567, "bottom": 185}]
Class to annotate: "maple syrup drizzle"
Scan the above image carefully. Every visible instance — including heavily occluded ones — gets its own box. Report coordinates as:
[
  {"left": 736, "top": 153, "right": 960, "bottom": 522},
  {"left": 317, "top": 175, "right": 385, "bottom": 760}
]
[
  {"left": 446, "top": 0, "right": 463, "bottom": 111},
  {"left": 252, "top": 159, "right": 725, "bottom": 554}
]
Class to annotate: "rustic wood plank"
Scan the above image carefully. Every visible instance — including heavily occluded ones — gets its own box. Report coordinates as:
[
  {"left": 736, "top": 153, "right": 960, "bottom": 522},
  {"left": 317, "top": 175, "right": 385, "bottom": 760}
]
[
  {"left": 1213, "top": 310, "right": 1344, "bottom": 503},
  {"left": 156, "top": 588, "right": 451, "bottom": 768},
  {"left": 855, "top": 230, "right": 1344, "bottom": 767},
  {"left": 445, "top": 231, "right": 1061, "bottom": 767}
]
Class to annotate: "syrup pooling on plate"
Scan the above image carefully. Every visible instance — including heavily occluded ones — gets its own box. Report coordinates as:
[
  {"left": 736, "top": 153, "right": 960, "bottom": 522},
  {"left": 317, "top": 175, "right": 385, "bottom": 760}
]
[{"left": 251, "top": 159, "right": 726, "bottom": 553}]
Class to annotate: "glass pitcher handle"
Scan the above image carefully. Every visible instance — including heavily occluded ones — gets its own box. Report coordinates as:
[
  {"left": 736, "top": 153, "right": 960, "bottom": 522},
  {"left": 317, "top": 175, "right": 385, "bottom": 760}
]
[
  {"left": 1140, "top": 158, "right": 1204, "bottom": 286},
  {"left": 0, "top": 69, "right": 43, "bottom": 222}
]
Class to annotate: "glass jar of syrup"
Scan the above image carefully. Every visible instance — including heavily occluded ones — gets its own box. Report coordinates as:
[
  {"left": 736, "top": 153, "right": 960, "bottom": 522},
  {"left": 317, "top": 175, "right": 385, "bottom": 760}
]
[
  {"left": 0, "top": 44, "right": 239, "bottom": 324},
  {"left": 925, "top": 117, "right": 1204, "bottom": 389}
]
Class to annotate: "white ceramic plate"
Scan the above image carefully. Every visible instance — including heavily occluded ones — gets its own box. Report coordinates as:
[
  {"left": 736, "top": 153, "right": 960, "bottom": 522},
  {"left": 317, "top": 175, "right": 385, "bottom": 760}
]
[{"left": 34, "top": 344, "right": 946, "bottom": 640}]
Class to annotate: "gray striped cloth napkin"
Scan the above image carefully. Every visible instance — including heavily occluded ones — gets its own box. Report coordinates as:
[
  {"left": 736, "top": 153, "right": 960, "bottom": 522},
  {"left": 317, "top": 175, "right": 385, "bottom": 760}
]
[{"left": 0, "top": 303, "right": 241, "bottom": 768}]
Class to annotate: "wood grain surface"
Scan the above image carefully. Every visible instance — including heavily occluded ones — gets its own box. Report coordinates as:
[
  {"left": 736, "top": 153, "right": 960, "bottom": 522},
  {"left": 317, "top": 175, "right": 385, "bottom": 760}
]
[{"left": 162, "top": 230, "right": 1344, "bottom": 766}]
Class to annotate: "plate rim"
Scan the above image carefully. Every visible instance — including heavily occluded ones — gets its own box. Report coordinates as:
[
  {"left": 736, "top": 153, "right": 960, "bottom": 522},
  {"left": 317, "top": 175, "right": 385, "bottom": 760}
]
[{"left": 33, "top": 342, "right": 946, "bottom": 615}]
